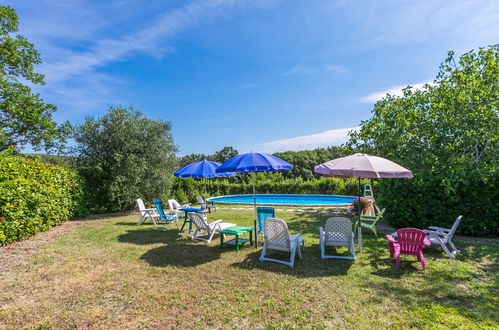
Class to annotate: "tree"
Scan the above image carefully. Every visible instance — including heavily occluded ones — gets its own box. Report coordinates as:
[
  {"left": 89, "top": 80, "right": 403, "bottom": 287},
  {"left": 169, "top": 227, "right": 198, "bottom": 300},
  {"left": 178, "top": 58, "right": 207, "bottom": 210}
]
[
  {"left": 347, "top": 45, "right": 499, "bottom": 236},
  {"left": 275, "top": 147, "right": 345, "bottom": 180},
  {"left": 0, "top": 5, "right": 69, "bottom": 152},
  {"left": 212, "top": 146, "right": 238, "bottom": 163},
  {"left": 73, "top": 105, "right": 178, "bottom": 213}
]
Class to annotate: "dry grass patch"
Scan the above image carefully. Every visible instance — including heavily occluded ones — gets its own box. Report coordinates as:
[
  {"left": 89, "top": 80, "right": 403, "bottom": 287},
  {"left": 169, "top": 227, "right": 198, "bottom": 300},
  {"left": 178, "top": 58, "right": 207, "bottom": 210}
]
[{"left": 0, "top": 209, "right": 497, "bottom": 328}]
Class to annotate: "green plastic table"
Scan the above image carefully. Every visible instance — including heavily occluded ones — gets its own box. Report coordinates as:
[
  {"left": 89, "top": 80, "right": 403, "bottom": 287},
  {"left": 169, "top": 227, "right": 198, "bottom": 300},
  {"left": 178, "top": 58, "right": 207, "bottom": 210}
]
[{"left": 219, "top": 226, "right": 254, "bottom": 252}]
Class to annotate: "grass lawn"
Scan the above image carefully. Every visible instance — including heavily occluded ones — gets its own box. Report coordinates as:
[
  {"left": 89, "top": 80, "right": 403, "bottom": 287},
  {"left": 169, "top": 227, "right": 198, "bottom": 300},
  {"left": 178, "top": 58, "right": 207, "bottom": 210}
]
[{"left": 1, "top": 208, "right": 497, "bottom": 328}]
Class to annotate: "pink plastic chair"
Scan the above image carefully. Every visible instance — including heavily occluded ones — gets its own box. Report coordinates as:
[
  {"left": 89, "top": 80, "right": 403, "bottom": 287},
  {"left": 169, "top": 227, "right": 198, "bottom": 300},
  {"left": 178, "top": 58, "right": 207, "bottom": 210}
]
[{"left": 386, "top": 228, "right": 431, "bottom": 270}]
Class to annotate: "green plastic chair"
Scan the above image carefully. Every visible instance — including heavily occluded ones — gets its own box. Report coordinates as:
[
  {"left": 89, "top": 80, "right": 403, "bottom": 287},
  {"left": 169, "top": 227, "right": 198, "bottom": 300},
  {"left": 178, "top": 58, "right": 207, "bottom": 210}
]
[{"left": 354, "top": 208, "right": 386, "bottom": 236}]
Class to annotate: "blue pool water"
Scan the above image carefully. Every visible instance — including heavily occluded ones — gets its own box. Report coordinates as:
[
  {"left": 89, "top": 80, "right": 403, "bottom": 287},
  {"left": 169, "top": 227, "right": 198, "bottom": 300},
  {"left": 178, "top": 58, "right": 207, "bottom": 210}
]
[{"left": 209, "top": 194, "right": 356, "bottom": 206}]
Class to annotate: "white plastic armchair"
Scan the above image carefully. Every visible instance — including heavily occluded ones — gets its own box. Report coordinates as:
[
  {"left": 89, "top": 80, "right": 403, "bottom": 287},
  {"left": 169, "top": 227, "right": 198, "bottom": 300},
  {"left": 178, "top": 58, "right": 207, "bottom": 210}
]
[
  {"left": 189, "top": 213, "right": 235, "bottom": 243},
  {"left": 319, "top": 217, "right": 356, "bottom": 260},
  {"left": 136, "top": 198, "right": 159, "bottom": 225},
  {"left": 424, "top": 215, "right": 462, "bottom": 258},
  {"left": 259, "top": 218, "right": 304, "bottom": 268}
]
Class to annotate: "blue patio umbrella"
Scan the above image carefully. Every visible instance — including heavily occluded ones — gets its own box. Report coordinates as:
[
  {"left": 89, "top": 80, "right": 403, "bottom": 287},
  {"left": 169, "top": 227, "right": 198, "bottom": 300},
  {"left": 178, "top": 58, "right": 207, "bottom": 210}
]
[
  {"left": 174, "top": 160, "right": 235, "bottom": 198},
  {"left": 216, "top": 152, "right": 293, "bottom": 245}
]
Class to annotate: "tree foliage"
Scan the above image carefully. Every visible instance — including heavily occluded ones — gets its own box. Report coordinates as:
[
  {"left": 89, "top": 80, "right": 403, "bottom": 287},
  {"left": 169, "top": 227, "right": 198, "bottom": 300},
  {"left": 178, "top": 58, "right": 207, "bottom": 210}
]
[
  {"left": 0, "top": 5, "right": 69, "bottom": 152},
  {"left": 73, "top": 106, "right": 178, "bottom": 213},
  {"left": 275, "top": 147, "right": 346, "bottom": 180},
  {"left": 347, "top": 45, "right": 499, "bottom": 236}
]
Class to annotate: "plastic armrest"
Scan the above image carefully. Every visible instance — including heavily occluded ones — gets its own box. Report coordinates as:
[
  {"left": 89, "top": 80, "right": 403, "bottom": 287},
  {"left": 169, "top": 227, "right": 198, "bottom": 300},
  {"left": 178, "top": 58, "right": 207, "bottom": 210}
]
[
  {"left": 211, "top": 219, "right": 223, "bottom": 225},
  {"left": 424, "top": 229, "right": 445, "bottom": 236},
  {"left": 428, "top": 226, "right": 450, "bottom": 232},
  {"left": 386, "top": 235, "right": 396, "bottom": 243}
]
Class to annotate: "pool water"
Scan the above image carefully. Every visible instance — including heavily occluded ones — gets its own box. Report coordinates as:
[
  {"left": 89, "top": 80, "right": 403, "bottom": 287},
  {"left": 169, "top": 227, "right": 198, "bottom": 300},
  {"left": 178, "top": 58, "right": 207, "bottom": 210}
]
[{"left": 209, "top": 194, "right": 356, "bottom": 206}]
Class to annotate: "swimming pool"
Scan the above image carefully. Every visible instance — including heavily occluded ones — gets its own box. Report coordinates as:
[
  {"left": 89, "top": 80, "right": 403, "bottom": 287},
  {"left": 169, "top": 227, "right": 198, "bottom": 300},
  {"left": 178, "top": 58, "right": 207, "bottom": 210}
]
[{"left": 208, "top": 194, "right": 356, "bottom": 206}]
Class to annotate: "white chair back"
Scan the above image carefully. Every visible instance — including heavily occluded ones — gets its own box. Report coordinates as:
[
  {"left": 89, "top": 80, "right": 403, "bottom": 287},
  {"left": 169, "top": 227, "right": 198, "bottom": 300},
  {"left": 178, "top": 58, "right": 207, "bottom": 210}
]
[
  {"left": 167, "top": 199, "right": 175, "bottom": 211},
  {"left": 263, "top": 218, "right": 291, "bottom": 252},
  {"left": 324, "top": 217, "right": 353, "bottom": 246},
  {"left": 136, "top": 199, "right": 147, "bottom": 213},
  {"left": 196, "top": 196, "right": 207, "bottom": 208},
  {"left": 170, "top": 199, "right": 182, "bottom": 210},
  {"left": 189, "top": 213, "right": 210, "bottom": 232},
  {"left": 445, "top": 215, "right": 462, "bottom": 243}
]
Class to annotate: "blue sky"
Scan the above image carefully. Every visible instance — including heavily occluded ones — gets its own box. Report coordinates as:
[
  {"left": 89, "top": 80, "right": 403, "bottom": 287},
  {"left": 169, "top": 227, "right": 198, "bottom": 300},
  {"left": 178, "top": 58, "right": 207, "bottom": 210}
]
[{"left": 11, "top": 0, "right": 499, "bottom": 154}]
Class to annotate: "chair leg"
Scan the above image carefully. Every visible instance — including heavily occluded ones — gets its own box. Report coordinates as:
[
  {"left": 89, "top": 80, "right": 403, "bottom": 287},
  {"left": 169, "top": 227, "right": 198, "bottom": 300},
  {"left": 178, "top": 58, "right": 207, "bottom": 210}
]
[
  {"left": 350, "top": 238, "right": 356, "bottom": 260},
  {"left": 440, "top": 242, "right": 455, "bottom": 258},
  {"left": 296, "top": 242, "right": 303, "bottom": 260},
  {"left": 448, "top": 240, "right": 460, "bottom": 254},
  {"left": 394, "top": 252, "right": 401, "bottom": 268},
  {"left": 371, "top": 225, "right": 377, "bottom": 237},
  {"left": 419, "top": 252, "right": 426, "bottom": 270},
  {"left": 289, "top": 246, "right": 297, "bottom": 267},
  {"left": 388, "top": 242, "right": 394, "bottom": 258},
  {"left": 206, "top": 230, "right": 216, "bottom": 243},
  {"left": 259, "top": 244, "right": 267, "bottom": 261}
]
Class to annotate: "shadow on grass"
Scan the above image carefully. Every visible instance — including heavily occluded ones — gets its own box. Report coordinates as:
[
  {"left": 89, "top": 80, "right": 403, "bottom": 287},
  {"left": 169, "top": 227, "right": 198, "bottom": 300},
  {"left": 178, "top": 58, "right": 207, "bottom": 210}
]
[
  {"left": 358, "top": 237, "right": 499, "bottom": 326},
  {"left": 231, "top": 243, "right": 354, "bottom": 278},
  {"left": 140, "top": 241, "right": 222, "bottom": 267},
  {"left": 74, "top": 211, "right": 135, "bottom": 221},
  {"left": 117, "top": 228, "right": 181, "bottom": 245}
]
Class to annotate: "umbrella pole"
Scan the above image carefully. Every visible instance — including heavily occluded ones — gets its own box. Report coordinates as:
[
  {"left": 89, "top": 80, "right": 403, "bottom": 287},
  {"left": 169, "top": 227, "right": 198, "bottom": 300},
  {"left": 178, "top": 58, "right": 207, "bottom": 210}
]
[
  {"left": 358, "top": 177, "right": 362, "bottom": 253},
  {"left": 253, "top": 172, "right": 258, "bottom": 246}
]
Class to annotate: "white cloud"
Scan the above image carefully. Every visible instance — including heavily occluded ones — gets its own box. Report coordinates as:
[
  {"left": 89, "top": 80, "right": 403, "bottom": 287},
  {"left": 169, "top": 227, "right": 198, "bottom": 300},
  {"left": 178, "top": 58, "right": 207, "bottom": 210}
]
[
  {"left": 259, "top": 127, "right": 359, "bottom": 153},
  {"left": 17, "top": 0, "right": 278, "bottom": 114},
  {"left": 284, "top": 65, "right": 313, "bottom": 76},
  {"left": 285, "top": 64, "right": 347, "bottom": 76},
  {"left": 324, "top": 64, "right": 347, "bottom": 73},
  {"left": 358, "top": 80, "right": 434, "bottom": 103}
]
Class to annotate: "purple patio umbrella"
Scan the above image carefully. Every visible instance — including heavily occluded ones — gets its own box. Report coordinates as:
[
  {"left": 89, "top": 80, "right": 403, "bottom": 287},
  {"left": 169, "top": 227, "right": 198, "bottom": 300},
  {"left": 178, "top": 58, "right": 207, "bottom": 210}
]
[{"left": 314, "top": 153, "right": 413, "bottom": 252}]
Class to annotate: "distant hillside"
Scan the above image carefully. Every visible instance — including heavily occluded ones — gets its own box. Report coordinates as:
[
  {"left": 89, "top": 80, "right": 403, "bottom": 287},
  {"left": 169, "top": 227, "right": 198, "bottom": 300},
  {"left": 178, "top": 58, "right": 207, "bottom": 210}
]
[{"left": 23, "top": 154, "right": 76, "bottom": 167}]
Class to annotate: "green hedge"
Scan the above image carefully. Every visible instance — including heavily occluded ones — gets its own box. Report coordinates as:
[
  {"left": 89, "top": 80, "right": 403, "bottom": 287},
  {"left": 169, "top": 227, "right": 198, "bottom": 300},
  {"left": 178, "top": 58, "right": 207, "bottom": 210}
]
[
  {"left": 378, "top": 175, "right": 498, "bottom": 237},
  {"left": 0, "top": 154, "right": 86, "bottom": 245}
]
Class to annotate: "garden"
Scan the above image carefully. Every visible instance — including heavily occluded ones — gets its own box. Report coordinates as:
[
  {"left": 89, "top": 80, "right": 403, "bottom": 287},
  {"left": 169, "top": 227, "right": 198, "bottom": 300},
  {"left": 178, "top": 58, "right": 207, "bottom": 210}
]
[{"left": 0, "top": 4, "right": 498, "bottom": 329}]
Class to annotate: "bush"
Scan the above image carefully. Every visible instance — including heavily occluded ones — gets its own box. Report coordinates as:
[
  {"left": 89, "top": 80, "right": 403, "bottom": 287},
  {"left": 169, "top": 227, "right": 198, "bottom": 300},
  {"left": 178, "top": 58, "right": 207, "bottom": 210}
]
[
  {"left": 378, "top": 175, "right": 498, "bottom": 237},
  {"left": 0, "top": 153, "right": 85, "bottom": 245}
]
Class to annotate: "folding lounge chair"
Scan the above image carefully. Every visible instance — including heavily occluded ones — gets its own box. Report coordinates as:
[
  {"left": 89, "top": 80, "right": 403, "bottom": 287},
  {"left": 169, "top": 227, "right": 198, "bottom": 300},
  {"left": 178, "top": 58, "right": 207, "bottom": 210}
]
[
  {"left": 136, "top": 198, "right": 159, "bottom": 225},
  {"left": 256, "top": 206, "right": 275, "bottom": 241},
  {"left": 189, "top": 213, "right": 235, "bottom": 243},
  {"left": 354, "top": 208, "right": 386, "bottom": 236},
  {"left": 153, "top": 199, "right": 178, "bottom": 228},
  {"left": 319, "top": 217, "right": 356, "bottom": 260},
  {"left": 259, "top": 218, "right": 304, "bottom": 268},
  {"left": 196, "top": 196, "right": 217, "bottom": 213},
  {"left": 424, "top": 215, "right": 462, "bottom": 258}
]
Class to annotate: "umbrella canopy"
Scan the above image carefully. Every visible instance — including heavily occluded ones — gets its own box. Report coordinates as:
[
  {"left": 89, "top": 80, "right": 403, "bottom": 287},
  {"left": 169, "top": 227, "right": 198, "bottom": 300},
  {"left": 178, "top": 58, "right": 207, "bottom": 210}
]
[
  {"left": 314, "top": 153, "right": 413, "bottom": 179},
  {"left": 216, "top": 152, "right": 293, "bottom": 173},
  {"left": 174, "top": 160, "right": 236, "bottom": 178},
  {"left": 216, "top": 152, "right": 293, "bottom": 245},
  {"left": 314, "top": 153, "right": 413, "bottom": 253}
]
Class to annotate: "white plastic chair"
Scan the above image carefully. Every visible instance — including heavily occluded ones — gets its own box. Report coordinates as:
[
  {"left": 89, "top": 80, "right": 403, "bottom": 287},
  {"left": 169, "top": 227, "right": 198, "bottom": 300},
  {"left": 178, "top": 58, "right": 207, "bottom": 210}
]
[
  {"left": 189, "top": 213, "right": 235, "bottom": 243},
  {"left": 170, "top": 199, "right": 191, "bottom": 210},
  {"left": 196, "top": 196, "right": 217, "bottom": 213},
  {"left": 319, "top": 217, "right": 356, "bottom": 260},
  {"left": 424, "top": 215, "right": 462, "bottom": 258},
  {"left": 136, "top": 198, "right": 159, "bottom": 225},
  {"left": 259, "top": 218, "right": 304, "bottom": 268}
]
